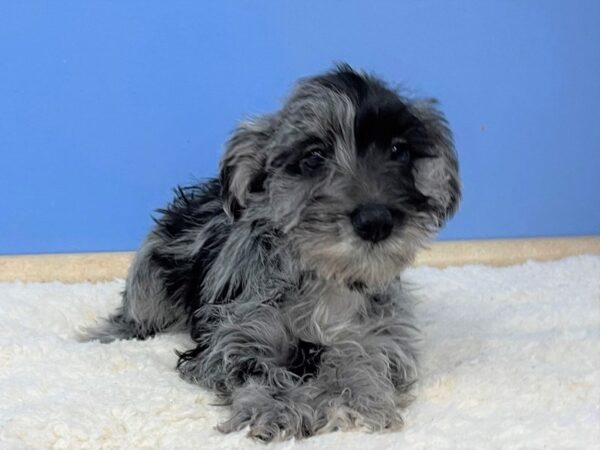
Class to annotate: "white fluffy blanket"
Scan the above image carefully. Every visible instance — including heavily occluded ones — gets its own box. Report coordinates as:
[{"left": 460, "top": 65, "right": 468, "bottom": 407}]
[{"left": 1, "top": 256, "right": 598, "bottom": 449}]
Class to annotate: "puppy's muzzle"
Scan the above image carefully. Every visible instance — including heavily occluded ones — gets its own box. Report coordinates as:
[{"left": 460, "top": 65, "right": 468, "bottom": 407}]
[{"left": 350, "top": 204, "right": 395, "bottom": 243}]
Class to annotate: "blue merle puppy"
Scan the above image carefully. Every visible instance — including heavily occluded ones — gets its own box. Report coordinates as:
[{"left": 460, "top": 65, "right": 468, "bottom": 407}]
[{"left": 82, "top": 64, "right": 460, "bottom": 441}]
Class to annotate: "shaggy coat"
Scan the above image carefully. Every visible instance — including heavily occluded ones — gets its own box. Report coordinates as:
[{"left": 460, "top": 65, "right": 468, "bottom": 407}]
[{"left": 83, "top": 64, "right": 460, "bottom": 441}]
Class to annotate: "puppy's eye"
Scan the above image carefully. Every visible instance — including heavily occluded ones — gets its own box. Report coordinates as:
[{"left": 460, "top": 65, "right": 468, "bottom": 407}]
[
  {"left": 390, "top": 138, "right": 410, "bottom": 163},
  {"left": 300, "top": 146, "right": 326, "bottom": 174}
]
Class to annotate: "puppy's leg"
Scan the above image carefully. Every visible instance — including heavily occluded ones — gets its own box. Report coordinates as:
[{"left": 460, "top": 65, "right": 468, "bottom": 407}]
[
  {"left": 177, "top": 301, "right": 291, "bottom": 388},
  {"left": 314, "top": 319, "right": 418, "bottom": 432},
  {"left": 79, "top": 235, "right": 187, "bottom": 342},
  {"left": 177, "top": 301, "right": 326, "bottom": 441},
  {"left": 217, "top": 376, "right": 324, "bottom": 441}
]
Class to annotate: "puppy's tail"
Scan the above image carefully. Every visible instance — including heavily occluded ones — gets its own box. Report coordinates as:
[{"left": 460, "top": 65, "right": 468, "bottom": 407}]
[
  {"left": 78, "top": 235, "right": 191, "bottom": 343},
  {"left": 77, "top": 306, "right": 157, "bottom": 343}
]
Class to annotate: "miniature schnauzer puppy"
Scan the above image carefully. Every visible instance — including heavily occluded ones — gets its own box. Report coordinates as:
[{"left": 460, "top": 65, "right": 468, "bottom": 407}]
[{"left": 82, "top": 64, "right": 460, "bottom": 441}]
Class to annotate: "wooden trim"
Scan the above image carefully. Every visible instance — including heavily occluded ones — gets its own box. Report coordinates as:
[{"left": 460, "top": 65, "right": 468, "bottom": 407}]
[
  {"left": 413, "top": 236, "right": 600, "bottom": 268},
  {"left": 1, "top": 236, "right": 598, "bottom": 283},
  {"left": 0, "top": 252, "right": 134, "bottom": 283}
]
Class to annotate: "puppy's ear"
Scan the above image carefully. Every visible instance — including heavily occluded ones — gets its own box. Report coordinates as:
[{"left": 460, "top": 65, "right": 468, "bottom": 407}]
[
  {"left": 219, "top": 116, "right": 276, "bottom": 220},
  {"left": 409, "top": 100, "right": 461, "bottom": 225}
]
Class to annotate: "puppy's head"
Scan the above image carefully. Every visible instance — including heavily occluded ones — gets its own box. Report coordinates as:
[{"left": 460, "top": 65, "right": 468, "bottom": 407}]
[{"left": 220, "top": 64, "right": 460, "bottom": 286}]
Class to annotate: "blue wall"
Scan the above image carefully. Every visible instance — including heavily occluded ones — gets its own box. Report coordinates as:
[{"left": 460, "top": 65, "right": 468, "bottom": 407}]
[{"left": 1, "top": 1, "right": 599, "bottom": 255}]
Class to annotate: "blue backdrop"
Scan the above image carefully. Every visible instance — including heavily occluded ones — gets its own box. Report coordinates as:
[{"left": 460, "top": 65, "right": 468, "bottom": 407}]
[{"left": 1, "top": 1, "right": 599, "bottom": 255}]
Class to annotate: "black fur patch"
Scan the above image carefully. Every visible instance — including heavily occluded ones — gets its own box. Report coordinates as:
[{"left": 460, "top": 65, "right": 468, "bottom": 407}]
[
  {"left": 315, "top": 65, "right": 436, "bottom": 159},
  {"left": 248, "top": 169, "right": 268, "bottom": 193},
  {"left": 288, "top": 340, "right": 325, "bottom": 378},
  {"left": 152, "top": 180, "right": 223, "bottom": 239},
  {"left": 150, "top": 179, "right": 233, "bottom": 315}
]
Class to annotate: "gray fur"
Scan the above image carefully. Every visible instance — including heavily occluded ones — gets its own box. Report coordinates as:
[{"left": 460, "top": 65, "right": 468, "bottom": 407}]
[{"left": 80, "top": 65, "right": 460, "bottom": 441}]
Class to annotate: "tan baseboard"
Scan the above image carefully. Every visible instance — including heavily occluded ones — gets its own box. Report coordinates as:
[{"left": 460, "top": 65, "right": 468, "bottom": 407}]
[
  {"left": 0, "top": 252, "right": 134, "bottom": 283},
  {"left": 414, "top": 236, "right": 600, "bottom": 268},
  {"left": 1, "top": 236, "right": 598, "bottom": 283}
]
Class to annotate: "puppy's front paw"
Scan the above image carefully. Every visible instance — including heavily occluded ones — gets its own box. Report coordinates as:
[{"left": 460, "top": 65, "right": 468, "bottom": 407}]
[
  {"left": 217, "top": 382, "right": 314, "bottom": 442},
  {"left": 218, "top": 406, "right": 293, "bottom": 442},
  {"left": 321, "top": 388, "right": 405, "bottom": 433},
  {"left": 326, "top": 403, "right": 404, "bottom": 433}
]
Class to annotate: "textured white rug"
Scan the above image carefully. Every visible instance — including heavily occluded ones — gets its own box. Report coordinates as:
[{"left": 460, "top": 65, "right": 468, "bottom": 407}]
[{"left": 1, "top": 256, "right": 599, "bottom": 449}]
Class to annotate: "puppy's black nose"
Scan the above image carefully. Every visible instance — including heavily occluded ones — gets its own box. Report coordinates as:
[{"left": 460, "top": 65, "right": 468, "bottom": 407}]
[{"left": 350, "top": 204, "right": 394, "bottom": 243}]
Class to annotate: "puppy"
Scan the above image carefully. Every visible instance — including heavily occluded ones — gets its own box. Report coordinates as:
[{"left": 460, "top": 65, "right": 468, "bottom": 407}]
[{"left": 83, "top": 64, "right": 460, "bottom": 441}]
